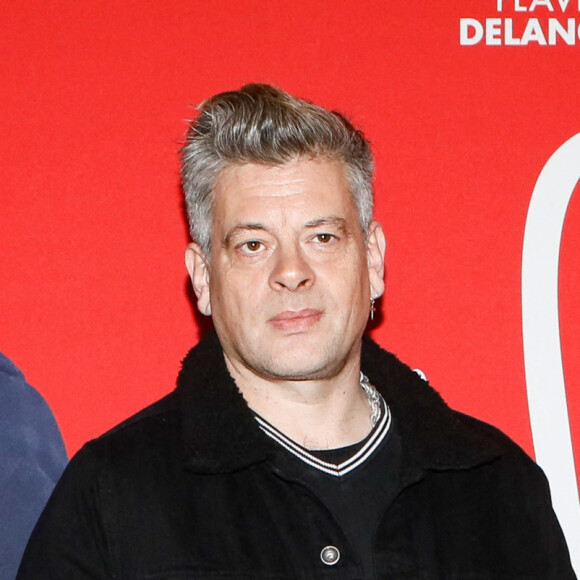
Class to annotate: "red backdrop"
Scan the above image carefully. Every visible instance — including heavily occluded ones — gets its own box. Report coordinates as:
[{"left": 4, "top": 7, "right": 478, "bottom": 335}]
[{"left": 1, "top": 0, "right": 579, "bottom": 565}]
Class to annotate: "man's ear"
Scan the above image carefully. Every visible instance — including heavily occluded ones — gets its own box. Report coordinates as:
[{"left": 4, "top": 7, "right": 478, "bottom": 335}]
[
  {"left": 185, "top": 243, "right": 212, "bottom": 316},
  {"left": 366, "top": 220, "right": 386, "bottom": 299}
]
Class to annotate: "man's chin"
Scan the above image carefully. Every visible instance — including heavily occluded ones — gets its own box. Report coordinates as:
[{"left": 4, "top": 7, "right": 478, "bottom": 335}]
[
  {"left": 254, "top": 349, "right": 341, "bottom": 382},
  {"left": 258, "top": 366, "right": 333, "bottom": 382}
]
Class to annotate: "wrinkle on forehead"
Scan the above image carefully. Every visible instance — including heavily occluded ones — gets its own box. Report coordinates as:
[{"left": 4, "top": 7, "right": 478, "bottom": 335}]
[
  {"left": 249, "top": 185, "right": 306, "bottom": 199},
  {"left": 232, "top": 176, "right": 306, "bottom": 199}
]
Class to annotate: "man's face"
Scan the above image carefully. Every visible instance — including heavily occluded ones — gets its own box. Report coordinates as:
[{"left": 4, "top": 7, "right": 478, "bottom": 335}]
[{"left": 186, "top": 157, "right": 385, "bottom": 383}]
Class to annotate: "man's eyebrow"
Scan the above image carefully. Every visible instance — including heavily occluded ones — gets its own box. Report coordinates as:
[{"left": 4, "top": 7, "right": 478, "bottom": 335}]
[
  {"left": 223, "top": 223, "right": 268, "bottom": 248},
  {"left": 304, "top": 217, "right": 348, "bottom": 232}
]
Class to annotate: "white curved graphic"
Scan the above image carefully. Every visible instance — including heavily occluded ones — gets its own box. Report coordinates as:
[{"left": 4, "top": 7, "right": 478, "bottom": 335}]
[{"left": 522, "top": 132, "right": 580, "bottom": 573}]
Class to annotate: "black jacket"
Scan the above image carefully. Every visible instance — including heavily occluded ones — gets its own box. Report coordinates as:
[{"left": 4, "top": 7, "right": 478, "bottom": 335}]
[{"left": 18, "top": 332, "right": 575, "bottom": 579}]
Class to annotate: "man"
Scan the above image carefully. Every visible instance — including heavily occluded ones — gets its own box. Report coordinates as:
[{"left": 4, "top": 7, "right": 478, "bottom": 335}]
[{"left": 18, "top": 84, "right": 575, "bottom": 578}]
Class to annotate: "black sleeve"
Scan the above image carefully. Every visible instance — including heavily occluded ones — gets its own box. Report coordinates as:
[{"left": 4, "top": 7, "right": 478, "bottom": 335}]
[
  {"left": 525, "top": 460, "right": 577, "bottom": 578},
  {"left": 467, "top": 420, "right": 577, "bottom": 578},
  {"left": 17, "top": 443, "right": 115, "bottom": 579}
]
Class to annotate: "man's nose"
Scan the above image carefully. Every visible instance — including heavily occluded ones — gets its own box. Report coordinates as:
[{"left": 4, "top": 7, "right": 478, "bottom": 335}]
[{"left": 268, "top": 244, "right": 315, "bottom": 292}]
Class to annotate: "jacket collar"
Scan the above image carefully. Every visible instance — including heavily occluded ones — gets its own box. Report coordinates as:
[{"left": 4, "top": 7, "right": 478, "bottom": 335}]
[{"left": 176, "top": 331, "right": 503, "bottom": 474}]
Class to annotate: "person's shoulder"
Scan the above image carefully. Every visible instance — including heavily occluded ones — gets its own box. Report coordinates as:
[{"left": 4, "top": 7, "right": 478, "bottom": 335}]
[
  {"left": 454, "top": 410, "right": 531, "bottom": 457},
  {"left": 70, "top": 390, "right": 182, "bottom": 478},
  {"left": 362, "top": 337, "right": 549, "bottom": 484},
  {"left": 0, "top": 351, "right": 54, "bottom": 424},
  {"left": 62, "top": 335, "right": 221, "bottom": 486},
  {"left": 106, "top": 389, "right": 180, "bottom": 438},
  {"left": 0, "top": 351, "right": 67, "bottom": 462},
  {"left": 451, "top": 409, "right": 551, "bottom": 487},
  {"left": 99, "top": 389, "right": 179, "bottom": 445}
]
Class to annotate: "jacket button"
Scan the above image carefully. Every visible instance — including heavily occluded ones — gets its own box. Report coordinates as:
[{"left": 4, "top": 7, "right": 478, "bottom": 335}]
[{"left": 320, "top": 545, "right": 340, "bottom": 566}]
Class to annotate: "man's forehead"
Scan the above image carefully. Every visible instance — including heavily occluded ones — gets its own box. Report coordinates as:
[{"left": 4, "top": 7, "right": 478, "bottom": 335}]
[
  {"left": 214, "top": 157, "right": 348, "bottom": 189},
  {"left": 209, "top": 158, "right": 360, "bottom": 243},
  {"left": 217, "top": 163, "right": 305, "bottom": 195}
]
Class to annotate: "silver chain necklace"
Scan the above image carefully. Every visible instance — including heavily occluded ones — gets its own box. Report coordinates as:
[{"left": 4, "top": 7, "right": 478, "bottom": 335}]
[{"left": 360, "top": 372, "right": 381, "bottom": 426}]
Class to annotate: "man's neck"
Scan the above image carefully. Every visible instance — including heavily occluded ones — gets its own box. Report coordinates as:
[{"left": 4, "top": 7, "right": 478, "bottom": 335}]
[{"left": 223, "top": 357, "right": 373, "bottom": 450}]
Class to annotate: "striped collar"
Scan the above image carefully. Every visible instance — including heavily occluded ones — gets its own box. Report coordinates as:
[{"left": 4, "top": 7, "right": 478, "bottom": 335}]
[{"left": 255, "top": 396, "right": 391, "bottom": 477}]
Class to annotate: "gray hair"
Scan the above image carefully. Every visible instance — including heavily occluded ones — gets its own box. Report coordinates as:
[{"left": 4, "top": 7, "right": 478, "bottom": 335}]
[{"left": 180, "top": 84, "right": 374, "bottom": 254}]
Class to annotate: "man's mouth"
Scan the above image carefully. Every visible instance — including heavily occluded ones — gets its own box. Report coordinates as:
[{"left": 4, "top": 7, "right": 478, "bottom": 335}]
[{"left": 268, "top": 309, "right": 323, "bottom": 332}]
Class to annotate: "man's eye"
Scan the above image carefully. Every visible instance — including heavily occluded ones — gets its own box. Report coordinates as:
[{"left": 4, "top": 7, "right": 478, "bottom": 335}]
[
  {"left": 315, "top": 233, "right": 335, "bottom": 244},
  {"left": 240, "top": 241, "right": 263, "bottom": 252}
]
